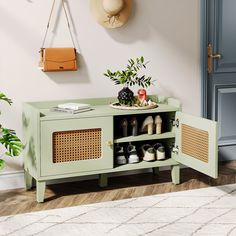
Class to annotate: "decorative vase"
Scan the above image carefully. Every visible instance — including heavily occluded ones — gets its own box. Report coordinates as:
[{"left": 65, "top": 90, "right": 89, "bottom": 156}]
[{"left": 117, "top": 87, "right": 135, "bottom": 105}]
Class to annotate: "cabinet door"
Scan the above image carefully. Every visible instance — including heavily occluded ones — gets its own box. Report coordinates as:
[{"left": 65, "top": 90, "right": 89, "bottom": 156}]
[
  {"left": 173, "top": 112, "right": 218, "bottom": 178},
  {"left": 40, "top": 117, "right": 113, "bottom": 177}
]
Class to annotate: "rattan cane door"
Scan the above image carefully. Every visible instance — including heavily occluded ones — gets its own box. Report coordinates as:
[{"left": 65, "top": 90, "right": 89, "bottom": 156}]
[
  {"left": 172, "top": 112, "right": 218, "bottom": 178},
  {"left": 40, "top": 117, "right": 113, "bottom": 177}
]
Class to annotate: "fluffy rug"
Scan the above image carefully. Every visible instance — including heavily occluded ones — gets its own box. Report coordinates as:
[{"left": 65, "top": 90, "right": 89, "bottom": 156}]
[{"left": 1, "top": 184, "right": 236, "bottom": 236}]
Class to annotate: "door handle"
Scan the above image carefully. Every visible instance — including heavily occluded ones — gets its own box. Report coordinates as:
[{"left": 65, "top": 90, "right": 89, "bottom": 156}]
[
  {"left": 210, "top": 54, "right": 221, "bottom": 59},
  {"left": 207, "top": 43, "right": 222, "bottom": 73}
]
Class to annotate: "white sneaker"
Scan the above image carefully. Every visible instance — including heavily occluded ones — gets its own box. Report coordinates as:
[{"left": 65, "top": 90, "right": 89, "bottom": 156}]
[
  {"left": 157, "top": 146, "right": 165, "bottom": 160},
  {"left": 141, "top": 144, "right": 155, "bottom": 161},
  {"left": 127, "top": 144, "right": 139, "bottom": 164},
  {"left": 154, "top": 143, "right": 165, "bottom": 160},
  {"left": 115, "top": 146, "right": 127, "bottom": 165}
]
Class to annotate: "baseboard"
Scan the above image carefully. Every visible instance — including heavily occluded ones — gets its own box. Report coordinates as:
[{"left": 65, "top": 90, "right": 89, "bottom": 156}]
[
  {"left": 0, "top": 171, "right": 25, "bottom": 190},
  {"left": 0, "top": 166, "right": 172, "bottom": 191}
]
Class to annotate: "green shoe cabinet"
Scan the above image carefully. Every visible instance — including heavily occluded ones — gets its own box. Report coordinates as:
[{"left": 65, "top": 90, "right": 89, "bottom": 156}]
[{"left": 22, "top": 96, "right": 218, "bottom": 202}]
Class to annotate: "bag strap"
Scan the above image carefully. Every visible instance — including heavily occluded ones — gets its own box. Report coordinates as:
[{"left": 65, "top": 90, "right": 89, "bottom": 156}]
[{"left": 41, "top": 0, "right": 76, "bottom": 50}]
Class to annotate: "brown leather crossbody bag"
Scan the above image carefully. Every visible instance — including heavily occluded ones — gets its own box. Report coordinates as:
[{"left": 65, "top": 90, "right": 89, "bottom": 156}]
[{"left": 39, "top": 0, "right": 78, "bottom": 72}]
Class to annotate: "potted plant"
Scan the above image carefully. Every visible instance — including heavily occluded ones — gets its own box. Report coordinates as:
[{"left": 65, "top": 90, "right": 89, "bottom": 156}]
[
  {"left": 104, "top": 56, "right": 153, "bottom": 106},
  {"left": 0, "top": 92, "right": 23, "bottom": 170}
]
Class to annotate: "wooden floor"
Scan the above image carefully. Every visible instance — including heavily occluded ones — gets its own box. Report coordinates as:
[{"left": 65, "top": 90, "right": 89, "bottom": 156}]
[{"left": 1, "top": 161, "right": 236, "bottom": 217}]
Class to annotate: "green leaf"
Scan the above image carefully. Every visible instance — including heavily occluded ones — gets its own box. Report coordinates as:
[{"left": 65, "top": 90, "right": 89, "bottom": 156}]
[
  {"left": 0, "top": 159, "right": 5, "bottom": 170},
  {"left": 104, "top": 56, "right": 153, "bottom": 88},
  {"left": 107, "top": 69, "right": 112, "bottom": 76},
  {"left": 0, "top": 128, "right": 23, "bottom": 157},
  {"left": 0, "top": 93, "right": 12, "bottom": 105},
  {"left": 141, "top": 56, "right": 144, "bottom": 63}
]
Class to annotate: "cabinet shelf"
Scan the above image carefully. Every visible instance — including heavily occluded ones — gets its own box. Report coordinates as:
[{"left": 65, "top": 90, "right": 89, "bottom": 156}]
[
  {"left": 113, "top": 158, "right": 178, "bottom": 173},
  {"left": 114, "top": 131, "right": 175, "bottom": 144}
]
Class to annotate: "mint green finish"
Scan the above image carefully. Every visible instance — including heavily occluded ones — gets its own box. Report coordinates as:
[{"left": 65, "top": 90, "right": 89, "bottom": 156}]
[
  {"left": 173, "top": 111, "right": 218, "bottom": 178},
  {"left": 114, "top": 132, "right": 175, "bottom": 144},
  {"left": 171, "top": 165, "right": 180, "bottom": 184},
  {"left": 40, "top": 117, "right": 113, "bottom": 177},
  {"left": 24, "top": 170, "right": 33, "bottom": 190},
  {"left": 23, "top": 104, "right": 41, "bottom": 180},
  {"left": 22, "top": 96, "right": 218, "bottom": 202},
  {"left": 39, "top": 103, "right": 180, "bottom": 121},
  {"left": 99, "top": 174, "right": 108, "bottom": 187},
  {"left": 112, "top": 159, "right": 179, "bottom": 172},
  {"left": 166, "top": 98, "right": 182, "bottom": 109},
  {"left": 36, "top": 181, "right": 46, "bottom": 203}
]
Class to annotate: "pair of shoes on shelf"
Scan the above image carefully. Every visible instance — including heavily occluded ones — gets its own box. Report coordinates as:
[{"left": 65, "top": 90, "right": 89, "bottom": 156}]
[
  {"left": 140, "top": 115, "right": 162, "bottom": 135},
  {"left": 115, "top": 144, "right": 139, "bottom": 165},
  {"left": 141, "top": 143, "right": 165, "bottom": 161},
  {"left": 120, "top": 117, "right": 138, "bottom": 137}
]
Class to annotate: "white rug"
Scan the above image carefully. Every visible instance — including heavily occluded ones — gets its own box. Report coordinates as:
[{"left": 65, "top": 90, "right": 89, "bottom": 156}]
[{"left": 1, "top": 184, "right": 236, "bottom": 236}]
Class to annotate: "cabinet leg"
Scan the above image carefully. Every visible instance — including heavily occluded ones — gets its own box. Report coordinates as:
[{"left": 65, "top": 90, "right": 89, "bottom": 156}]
[
  {"left": 36, "top": 181, "right": 46, "bottom": 203},
  {"left": 171, "top": 165, "right": 180, "bottom": 184},
  {"left": 152, "top": 167, "right": 159, "bottom": 175},
  {"left": 24, "top": 170, "right": 33, "bottom": 190},
  {"left": 98, "top": 174, "right": 108, "bottom": 187}
]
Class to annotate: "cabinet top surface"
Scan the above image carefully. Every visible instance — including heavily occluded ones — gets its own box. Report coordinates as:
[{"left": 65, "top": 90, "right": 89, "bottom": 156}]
[
  {"left": 24, "top": 96, "right": 181, "bottom": 121},
  {"left": 40, "top": 104, "right": 180, "bottom": 120}
]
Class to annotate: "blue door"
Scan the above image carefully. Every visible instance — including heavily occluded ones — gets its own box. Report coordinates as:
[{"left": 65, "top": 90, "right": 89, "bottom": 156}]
[{"left": 204, "top": 0, "right": 236, "bottom": 160}]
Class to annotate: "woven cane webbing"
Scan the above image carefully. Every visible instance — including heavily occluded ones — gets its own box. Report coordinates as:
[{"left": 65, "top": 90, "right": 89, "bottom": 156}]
[
  {"left": 181, "top": 124, "right": 209, "bottom": 163},
  {"left": 53, "top": 128, "right": 102, "bottom": 163}
]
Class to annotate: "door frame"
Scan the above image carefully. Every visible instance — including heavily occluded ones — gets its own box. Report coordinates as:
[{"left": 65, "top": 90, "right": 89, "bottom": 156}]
[{"left": 201, "top": 0, "right": 209, "bottom": 119}]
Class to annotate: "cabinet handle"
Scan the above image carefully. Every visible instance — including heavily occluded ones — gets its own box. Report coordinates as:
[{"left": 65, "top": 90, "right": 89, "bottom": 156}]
[{"left": 105, "top": 141, "right": 113, "bottom": 148}]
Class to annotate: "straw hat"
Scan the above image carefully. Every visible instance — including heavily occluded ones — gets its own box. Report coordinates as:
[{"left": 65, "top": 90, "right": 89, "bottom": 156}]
[{"left": 90, "top": 0, "right": 133, "bottom": 29}]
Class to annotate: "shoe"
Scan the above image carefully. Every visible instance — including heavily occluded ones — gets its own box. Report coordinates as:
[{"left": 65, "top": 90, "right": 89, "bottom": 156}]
[
  {"left": 140, "top": 116, "right": 154, "bottom": 135},
  {"left": 155, "top": 115, "right": 162, "bottom": 134},
  {"left": 130, "top": 117, "right": 138, "bottom": 136},
  {"left": 153, "top": 143, "right": 165, "bottom": 160},
  {"left": 141, "top": 144, "right": 155, "bottom": 161},
  {"left": 115, "top": 145, "right": 127, "bottom": 165},
  {"left": 120, "top": 118, "right": 128, "bottom": 137},
  {"left": 127, "top": 144, "right": 139, "bottom": 164}
]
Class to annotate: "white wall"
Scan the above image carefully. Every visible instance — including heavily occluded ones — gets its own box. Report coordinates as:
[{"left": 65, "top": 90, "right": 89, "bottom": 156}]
[{"left": 0, "top": 0, "right": 200, "bottom": 185}]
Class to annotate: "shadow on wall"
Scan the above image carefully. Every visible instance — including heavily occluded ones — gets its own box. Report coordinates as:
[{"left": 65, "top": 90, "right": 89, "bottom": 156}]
[
  {"left": 105, "top": 1, "right": 150, "bottom": 44},
  {"left": 106, "top": 0, "right": 199, "bottom": 60},
  {"left": 47, "top": 0, "right": 81, "bottom": 52},
  {"left": 41, "top": 0, "right": 90, "bottom": 84},
  {"left": 43, "top": 53, "right": 91, "bottom": 84},
  {"left": 0, "top": 1, "right": 89, "bottom": 85},
  {"left": 0, "top": 6, "right": 39, "bottom": 52},
  {"left": 1, "top": 0, "right": 198, "bottom": 84}
]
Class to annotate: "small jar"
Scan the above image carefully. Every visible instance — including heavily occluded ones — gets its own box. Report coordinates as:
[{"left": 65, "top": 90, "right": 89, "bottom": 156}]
[{"left": 138, "top": 89, "right": 147, "bottom": 103}]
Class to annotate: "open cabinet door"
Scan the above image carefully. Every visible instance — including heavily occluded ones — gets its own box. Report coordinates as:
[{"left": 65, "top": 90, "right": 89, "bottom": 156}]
[{"left": 173, "top": 112, "right": 218, "bottom": 178}]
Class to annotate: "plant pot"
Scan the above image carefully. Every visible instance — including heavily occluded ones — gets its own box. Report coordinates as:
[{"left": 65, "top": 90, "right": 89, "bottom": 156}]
[{"left": 117, "top": 87, "right": 135, "bottom": 106}]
